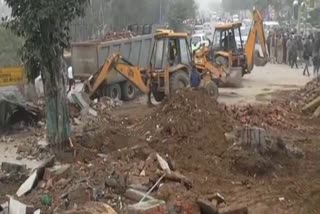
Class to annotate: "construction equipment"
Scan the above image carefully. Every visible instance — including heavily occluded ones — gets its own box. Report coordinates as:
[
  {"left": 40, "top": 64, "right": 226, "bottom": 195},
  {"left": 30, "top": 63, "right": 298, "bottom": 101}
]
[
  {"left": 84, "top": 30, "right": 219, "bottom": 103},
  {"left": 213, "top": 9, "right": 268, "bottom": 75},
  {"left": 199, "top": 9, "right": 269, "bottom": 86}
]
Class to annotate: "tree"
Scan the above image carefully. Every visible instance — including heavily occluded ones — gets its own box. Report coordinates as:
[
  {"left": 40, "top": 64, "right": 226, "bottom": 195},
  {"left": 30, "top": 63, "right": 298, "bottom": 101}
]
[
  {"left": 4, "top": 0, "right": 88, "bottom": 150},
  {"left": 221, "top": 0, "right": 252, "bottom": 12},
  {"left": 168, "top": 0, "right": 197, "bottom": 31}
]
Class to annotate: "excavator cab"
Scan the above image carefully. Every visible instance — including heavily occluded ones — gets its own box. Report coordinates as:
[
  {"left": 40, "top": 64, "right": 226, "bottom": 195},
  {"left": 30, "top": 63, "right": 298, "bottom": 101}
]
[
  {"left": 148, "top": 31, "right": 192, "bottom": 101},
  {"left": 212, "top": 22, "right": 242, "bottom": 53}
]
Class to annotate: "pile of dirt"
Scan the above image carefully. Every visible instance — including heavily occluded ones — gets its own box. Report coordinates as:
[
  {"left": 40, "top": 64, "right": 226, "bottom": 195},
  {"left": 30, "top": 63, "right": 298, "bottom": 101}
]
[{"left": 134, "top": 89, "right": 232, "bottom": 177}]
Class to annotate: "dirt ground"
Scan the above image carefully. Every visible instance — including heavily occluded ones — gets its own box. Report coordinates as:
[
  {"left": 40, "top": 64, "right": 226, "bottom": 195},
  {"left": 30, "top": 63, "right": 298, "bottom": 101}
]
[
  {"left": 107, "top": 64, "right": 320, "bottom": 213},
  {"left": 2, "top": 63, "right": 320, "bottom": 213}
]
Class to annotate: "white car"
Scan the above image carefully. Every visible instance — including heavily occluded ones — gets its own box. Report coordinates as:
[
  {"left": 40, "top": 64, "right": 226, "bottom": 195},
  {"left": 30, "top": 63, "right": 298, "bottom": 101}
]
[
  {"left": 203, "top": 22, "right": 213, "bottom": 35},
  {"left": 191, "top": 33, "right": 211, "bottom": 52},
  {"left": 194, "top": 25, "right": 205, "bottom": 34}
]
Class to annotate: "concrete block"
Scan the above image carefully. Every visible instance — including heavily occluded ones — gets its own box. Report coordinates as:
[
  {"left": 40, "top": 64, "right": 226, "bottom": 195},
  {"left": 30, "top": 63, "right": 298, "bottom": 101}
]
[
  {"left": 125, "top": 188, "right": 155, "bottom": 202},
  {"left": 196, "top": 199, "right": 218, "bottom": 214},
  {"left": 16, "top": 170, "right": 37, "bottom": 197},
  {"left": 128, "top": 200, "right": 166, "bottom": 214},
  {"left": 1, "top": 162, "right": 26, "bottom": 174}
]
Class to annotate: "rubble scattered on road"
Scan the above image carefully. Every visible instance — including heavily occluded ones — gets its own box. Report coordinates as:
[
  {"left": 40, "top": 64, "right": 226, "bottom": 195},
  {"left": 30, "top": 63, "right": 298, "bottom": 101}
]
[{"left": 3, "top": 79, "right": 320, "bottom": 213}]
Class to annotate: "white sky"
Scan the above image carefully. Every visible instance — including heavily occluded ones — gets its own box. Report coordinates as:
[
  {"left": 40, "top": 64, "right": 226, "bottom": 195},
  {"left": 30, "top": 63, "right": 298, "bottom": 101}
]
[{"left": 196, "top": 0, "right": 221, "bottom": 10}]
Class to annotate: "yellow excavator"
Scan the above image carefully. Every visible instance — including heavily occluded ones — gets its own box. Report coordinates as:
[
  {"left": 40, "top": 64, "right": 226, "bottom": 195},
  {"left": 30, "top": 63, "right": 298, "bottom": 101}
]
[
  {"left": 195, "top": 9, "right": 268, "bottom": 86},
  {"left": 84, "top": 30, "right": 221, "bottom": 103}
]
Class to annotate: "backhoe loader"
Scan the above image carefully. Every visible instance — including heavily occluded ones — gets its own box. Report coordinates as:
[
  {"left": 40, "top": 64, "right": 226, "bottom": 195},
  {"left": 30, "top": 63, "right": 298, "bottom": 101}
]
[
  {"left": 194, "top": 9, "right": 268, "bottom": 87},
  {"left": 212, "top": 9, "right": 268, "bottom": 77},
  {"left": 84, "top": 30, "right": 220, "bottom": 103}
]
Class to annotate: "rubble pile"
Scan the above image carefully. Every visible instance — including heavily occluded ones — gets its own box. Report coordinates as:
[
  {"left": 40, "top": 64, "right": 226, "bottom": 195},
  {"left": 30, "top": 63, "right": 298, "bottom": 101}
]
[
  {"left": 227, "top": 102, "right": 298, "bottom": 131},
  {"left": 102, "top": 31, "right": 136, "bottom": 42},
  {"left": 132, "top": 89, "right": 236, "bottom": 181},
  {"left": 289, "top": 80, "right": 320, "bottom": 108}
]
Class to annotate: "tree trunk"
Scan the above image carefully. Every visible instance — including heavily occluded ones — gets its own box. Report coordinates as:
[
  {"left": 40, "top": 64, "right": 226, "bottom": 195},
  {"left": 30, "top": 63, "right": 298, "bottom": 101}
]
[{"left": 42, "top": 55, "right": 70, "bottom": 151}]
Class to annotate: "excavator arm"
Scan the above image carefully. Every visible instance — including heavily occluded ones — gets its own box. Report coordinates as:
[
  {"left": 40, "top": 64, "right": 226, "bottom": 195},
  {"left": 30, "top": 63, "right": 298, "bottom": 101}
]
[
  {"left": 85, "top": 54, "right": 150, "bottom": 98},
  {"left": 194, "top": 45, "right": 225, "bottom": 80},
  {"left": 245, "top": 9, "right": 269, "bottom": 72}
]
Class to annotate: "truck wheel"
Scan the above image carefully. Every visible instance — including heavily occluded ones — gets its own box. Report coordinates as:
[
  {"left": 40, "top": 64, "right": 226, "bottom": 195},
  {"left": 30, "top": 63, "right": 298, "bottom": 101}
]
[
  {"left": 169, "top": 70, "right": 190, "bottom": 92},
  {"left": 107, "top": 84, "right": 122, "bottom": 100},
  {"left": 204, "top": 80, "right": 219, "bottom": 100},
  {"left": 121, "top": 81, "right": 136, "bottom": 101}
]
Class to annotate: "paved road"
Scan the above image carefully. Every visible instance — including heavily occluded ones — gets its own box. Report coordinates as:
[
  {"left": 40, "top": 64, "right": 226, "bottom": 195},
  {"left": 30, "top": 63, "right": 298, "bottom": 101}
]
[{"left": 219, "top": 63, "right": 313, "bottom": 105}]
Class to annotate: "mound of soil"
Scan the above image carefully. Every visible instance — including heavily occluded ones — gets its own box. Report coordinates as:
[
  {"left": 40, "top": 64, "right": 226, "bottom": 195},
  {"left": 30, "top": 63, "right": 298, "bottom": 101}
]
[{"left": 135, "top": 89, "right": 232, "bottom": 177}]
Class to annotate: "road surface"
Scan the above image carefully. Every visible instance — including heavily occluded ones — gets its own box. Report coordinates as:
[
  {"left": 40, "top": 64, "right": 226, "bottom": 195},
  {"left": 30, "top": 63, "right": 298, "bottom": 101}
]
[{"left": 219, "top": 63, "right": 313, "bottom": 105}]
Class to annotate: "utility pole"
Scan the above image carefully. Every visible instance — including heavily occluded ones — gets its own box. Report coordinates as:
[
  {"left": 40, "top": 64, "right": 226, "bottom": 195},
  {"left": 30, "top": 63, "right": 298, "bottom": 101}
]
[{"left": 160, "top": 0, "right": 162, "bottom": 24}]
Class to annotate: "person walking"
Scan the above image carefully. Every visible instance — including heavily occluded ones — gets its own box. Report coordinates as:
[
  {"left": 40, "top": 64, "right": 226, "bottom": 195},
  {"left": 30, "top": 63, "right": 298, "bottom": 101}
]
[
  {"left": 290, "top": 37, "right": 298, "bottom": 69},
  {"left": 297, "top": 36, "right": 304, "bottom": 65},
  {"left": 286, "top": 35, "right": 293, "bottom": 65},
  {"left": 67, "top": 66, "right": 75, "bottom": 93},
  {"left": 283, "top": 33, "right": 288, "bottom": 64},
  {"left": 303, "top": 43, "right": 311, "bottom": 76},
  {"left": 270, "top": 31, "right": 276, "bottom": 64},
  {"left": 277, "top": 34, "right": 283, "bottom": 64}
]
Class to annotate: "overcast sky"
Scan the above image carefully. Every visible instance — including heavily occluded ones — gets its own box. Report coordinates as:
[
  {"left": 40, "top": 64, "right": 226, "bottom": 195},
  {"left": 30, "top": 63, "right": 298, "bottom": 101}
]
[{"left": 196, "top": 0, "right": 221, "bottom": 10}]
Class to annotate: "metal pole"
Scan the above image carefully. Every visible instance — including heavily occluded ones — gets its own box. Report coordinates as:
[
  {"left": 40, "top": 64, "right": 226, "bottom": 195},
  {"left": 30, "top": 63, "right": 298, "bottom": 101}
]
[{"left": 160, "top": 0, "right": 162, "bottom": 24}]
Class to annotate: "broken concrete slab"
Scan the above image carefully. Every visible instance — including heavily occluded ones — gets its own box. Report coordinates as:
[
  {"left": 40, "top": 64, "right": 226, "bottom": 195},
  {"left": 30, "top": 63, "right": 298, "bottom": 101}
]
[
  {"left": 127, "top": 200, "right": 166, "bottom": 214},
  {"left": 43, "top": 164, "right": 71, "bottom": 182},
  {"left": 1, "top": 162, "right": 27, "bottom": 174},
  {"left": 302, "top": 96, "right": 320, "bottom": 113},
  {"left": 9, "top": 197, "right": 34, "bottom": 214},
  {"left": 0, "top": 202, "right": 8, "bottom": 214},
  {"left": 239, "top": 126, "right": 267, "bottom": 153},
  {"left": 156, "top": 153, "right": 171, "bottom": 174},
  {"left": 16, "top": 170, "right": 38, "bottom": 197},
  {"left": 196, "top": 199, "right": 218, "bottom": 214},
  {"left": 125, "top": 188, "right": 155, "bottom": 202}
]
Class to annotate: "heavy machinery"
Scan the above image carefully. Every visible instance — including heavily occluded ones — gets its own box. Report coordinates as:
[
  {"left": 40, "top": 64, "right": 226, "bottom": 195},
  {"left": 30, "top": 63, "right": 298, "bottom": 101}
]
[
  {"left": 211, "top": 9, "right": 269, "bottom": 77},
  {"left": 84, "top": 30, "right": 220, "bottom": 103},
  {"left": 192, "top": 9, "right": 268, "bottom": 87}
]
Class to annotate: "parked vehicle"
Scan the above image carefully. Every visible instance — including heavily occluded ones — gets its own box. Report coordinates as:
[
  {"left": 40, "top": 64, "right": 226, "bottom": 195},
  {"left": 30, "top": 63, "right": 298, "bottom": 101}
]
[
  {"left": 194, "top": 25, "right": 205, "bottom": 34},
  {"left": 191, "top": 33, "right": 211, "bottom": 52}
]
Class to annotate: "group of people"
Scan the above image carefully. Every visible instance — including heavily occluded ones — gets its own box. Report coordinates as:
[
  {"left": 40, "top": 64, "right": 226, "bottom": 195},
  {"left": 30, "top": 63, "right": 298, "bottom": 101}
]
[{"left": 267, "top": 29, "right": 320, "bottom": 77}]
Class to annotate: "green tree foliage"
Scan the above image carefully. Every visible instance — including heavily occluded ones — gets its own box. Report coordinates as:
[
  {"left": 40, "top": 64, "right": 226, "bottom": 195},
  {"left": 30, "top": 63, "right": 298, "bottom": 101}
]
[
  {"left": 4, "top": 0, "right": 88, "bottom": 149},
  {"left": 71, "top": 0, "right": 171, "bottom": 41},
  {"left": 0, "top": 27, "right": 23, "bottom": 67},
  {"left": 168, "top": 0, "right": 197, "bottom": 31},
  {"left": 221, "top": 0, "right": 252, "bottom": 12}
]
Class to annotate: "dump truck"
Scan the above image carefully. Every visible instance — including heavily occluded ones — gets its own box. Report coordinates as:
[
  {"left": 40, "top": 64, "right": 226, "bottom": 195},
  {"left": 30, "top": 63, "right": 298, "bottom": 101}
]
[
  {"left": 71, "top": 34, "right": 154, "bottom": 101},
  {"left": 84, "top": 30, "right": 220, "bottom": 104}
]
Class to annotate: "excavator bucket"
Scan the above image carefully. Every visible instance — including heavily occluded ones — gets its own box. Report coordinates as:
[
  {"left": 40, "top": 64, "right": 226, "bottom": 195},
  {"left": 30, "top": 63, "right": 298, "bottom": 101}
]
[
  {"left": 254, "top": 53, "right": 269, "bottom": 67},
  {"left": 223, "top": 67, "right": 243, "bottom": 87}
]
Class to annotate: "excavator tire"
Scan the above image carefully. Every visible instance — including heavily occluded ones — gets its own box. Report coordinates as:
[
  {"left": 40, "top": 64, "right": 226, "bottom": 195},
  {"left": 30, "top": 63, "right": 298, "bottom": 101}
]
[
  {"left": 215, "top": 56, "right": 229, "bottom": 68},
  {"left": 151, "top": 83, "right": 165, "bottom": 102},
  {"left": 107, "top": 83, "right": 122, "bottom": 100},
  {"left": 121, "top": 81, "right": 136, "bottom": 101},
  {"left": 204, "top": 80, "right": 219, "bottom": 100},
  {"left": 169, "top": 70, "right": 190, "bottom": 92}
]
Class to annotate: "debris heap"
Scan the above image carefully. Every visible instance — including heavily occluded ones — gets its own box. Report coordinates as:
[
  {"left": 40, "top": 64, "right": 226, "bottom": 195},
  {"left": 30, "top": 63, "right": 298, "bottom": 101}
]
[{"left": 135, "top": 89, "right": 233, "bottom": 178}]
